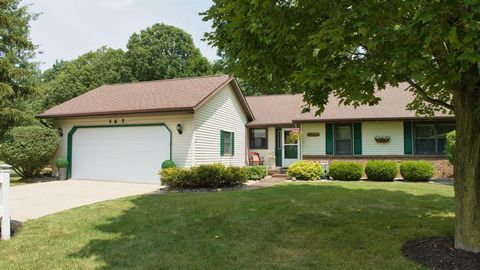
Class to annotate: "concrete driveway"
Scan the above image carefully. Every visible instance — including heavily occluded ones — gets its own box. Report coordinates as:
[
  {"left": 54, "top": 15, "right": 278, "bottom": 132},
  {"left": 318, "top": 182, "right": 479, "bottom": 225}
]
[{"left": 8, "top": 180, "right": 160, "bottom": 221}]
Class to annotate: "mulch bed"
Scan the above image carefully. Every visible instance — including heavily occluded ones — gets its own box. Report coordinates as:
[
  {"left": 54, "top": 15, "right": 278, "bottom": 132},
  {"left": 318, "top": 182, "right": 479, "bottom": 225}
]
[
  {"left": 0, "top": 220, "right": 22, "bottom": 237},
  {"left": 402, "top": 236, "right": 480, "bottom": 270}
]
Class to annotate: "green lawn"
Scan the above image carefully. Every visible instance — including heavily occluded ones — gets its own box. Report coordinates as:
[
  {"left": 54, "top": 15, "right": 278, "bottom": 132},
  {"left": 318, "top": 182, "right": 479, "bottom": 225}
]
[{"left": 0, "top": 181, "right": 454, "bottom": 270}]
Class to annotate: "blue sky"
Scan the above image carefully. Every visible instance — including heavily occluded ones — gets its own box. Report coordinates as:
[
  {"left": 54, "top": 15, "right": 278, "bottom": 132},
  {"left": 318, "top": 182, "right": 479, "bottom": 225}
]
[{"left": 27, "top": 0, "right": 218, "bottom": 70}]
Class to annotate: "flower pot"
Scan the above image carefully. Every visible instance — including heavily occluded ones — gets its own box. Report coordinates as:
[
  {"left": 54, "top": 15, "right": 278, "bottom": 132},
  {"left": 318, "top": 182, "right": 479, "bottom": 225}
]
[{"left": 58, "top": 167, "right": 67, "bottom": 180}]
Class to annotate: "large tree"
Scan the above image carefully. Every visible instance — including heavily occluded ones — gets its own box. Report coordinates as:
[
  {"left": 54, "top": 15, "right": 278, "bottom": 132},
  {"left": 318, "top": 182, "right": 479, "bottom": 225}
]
[
  {"left": 203, "top": 0, "right": 480, "bottom": 252},
  {"left": 126, "top": 23, "right": 211, "bottom": 81},
  {"left": 0, "top": 0, "right": 39, "bottom": 139},
  {"left": 212, "top": 54, "right": 286, "bottom": 96},
  {"left": 42, "top": 47, "right": 134, "bottom": 109}
]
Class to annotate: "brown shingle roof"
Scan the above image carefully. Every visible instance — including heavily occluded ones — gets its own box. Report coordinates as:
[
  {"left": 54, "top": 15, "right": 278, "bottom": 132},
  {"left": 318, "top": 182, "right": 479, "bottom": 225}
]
[
  {"left": 246, "top": 83, "right": 453, "bottom": 127},
  {"left": 37, "top": 74, "right": 254, "bottom": 120}
]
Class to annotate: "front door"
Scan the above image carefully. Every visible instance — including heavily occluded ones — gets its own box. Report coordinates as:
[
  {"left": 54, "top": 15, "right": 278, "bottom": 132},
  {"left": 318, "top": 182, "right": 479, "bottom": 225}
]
[{"left": 282, "top": 128, "right": 300, "bottom": 167}]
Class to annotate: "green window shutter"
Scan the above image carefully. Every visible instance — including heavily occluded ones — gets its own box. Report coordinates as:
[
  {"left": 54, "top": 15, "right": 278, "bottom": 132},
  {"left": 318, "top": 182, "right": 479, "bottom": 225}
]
[
  {"left": 220, "top": 130, "right": 225, "bottom": 156},
  {"left": 326, "top": 123, "right": 334, "bottom": 155},
  {"left": 353, "top": 123, "right": 362, "bottom": 155},
  {"left": 275, "top": 128, "right": 282, "bottom": 166},
  {"left": 403, "top": 121, "right": 413, "bottom": 154},
  {"left": 231, "top": 132, "right": 235, "bottom": 156}
]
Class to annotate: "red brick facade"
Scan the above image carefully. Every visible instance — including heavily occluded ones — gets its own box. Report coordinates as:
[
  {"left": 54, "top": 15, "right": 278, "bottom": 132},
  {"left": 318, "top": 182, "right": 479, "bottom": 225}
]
[{"left": 303, "top": 155, "right": 453, "bottom": 178}]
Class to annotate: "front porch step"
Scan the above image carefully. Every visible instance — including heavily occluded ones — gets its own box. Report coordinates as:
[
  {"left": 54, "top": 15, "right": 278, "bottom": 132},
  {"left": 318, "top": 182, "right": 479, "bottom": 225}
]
[
  {"left": 268, "top": 168, "right": 288, "bottom": 177},
  {"left": 271, "top": 173, "right": 288, "bottom": 178}
]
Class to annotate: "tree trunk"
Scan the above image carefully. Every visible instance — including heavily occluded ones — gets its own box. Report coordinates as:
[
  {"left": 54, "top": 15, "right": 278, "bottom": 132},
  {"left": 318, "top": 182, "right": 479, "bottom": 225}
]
[{"left": 452, "top": 74, "right": 480, "bottom": 253}]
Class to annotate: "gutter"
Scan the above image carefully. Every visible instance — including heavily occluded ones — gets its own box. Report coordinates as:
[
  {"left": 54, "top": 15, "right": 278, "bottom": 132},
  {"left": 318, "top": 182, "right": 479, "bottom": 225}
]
[
  {"left": 292, "top": 116, "right": 456, "bottom": 123},
  {"left": 36, "top": 107, "right": 195, "bottom": 119}
]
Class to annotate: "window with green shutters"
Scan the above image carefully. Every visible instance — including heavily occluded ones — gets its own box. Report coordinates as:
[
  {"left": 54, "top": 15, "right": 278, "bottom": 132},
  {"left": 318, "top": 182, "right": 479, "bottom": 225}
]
[
  {"left": 326, "top": 123, "right": 362, "bottom": 155},
  {"left": 335, "top": 124, "right": 353, "bottom": 155},
  {"left": 404, "top": 121, "right": 455, "bottom": 155},
  {"left": 220, "top": 130, "right": 234, "bottom": 156}
]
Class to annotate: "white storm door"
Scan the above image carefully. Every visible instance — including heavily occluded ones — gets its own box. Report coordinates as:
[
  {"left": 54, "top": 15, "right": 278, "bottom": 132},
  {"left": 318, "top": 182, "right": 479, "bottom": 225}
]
[{"left": 282, "top": 128, "right": 300, "bottom": 167}]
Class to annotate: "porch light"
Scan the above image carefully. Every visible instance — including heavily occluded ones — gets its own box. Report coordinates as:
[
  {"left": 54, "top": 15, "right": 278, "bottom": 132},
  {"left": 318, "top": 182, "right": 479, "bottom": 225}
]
[
  {"left": 176, "top": 123, "right": 183, "bottom": 135},
  {"left": 57, "top": 127, "right": 63, "bottom": 137}
]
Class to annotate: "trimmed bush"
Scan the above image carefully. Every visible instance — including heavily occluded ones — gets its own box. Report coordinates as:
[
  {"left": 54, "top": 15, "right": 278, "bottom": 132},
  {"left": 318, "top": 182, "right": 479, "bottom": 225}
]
[
  {"left": 400, "top": 161, "right": 435, "bottom": 182},
  {"left": 0, "top": 126, "right": 60, "bottom": 178},
  {"left": 161, "top": 160, "right": 176, "bottom": 169},
  {"left": 160, "top": 167, "right": 198, "bottom": 189},
  {"left": 287, "top": 160, "right": 324, "bottom": 180},
  {"left": 196, "top": 163, "right": 227, "bottom": 188},
  {"left": 223, "top": 166, "right": 248, "bottom": 186},
  {"left": 445, "top": 131, "right": 455, "bottom": 165},
  {"left": 55, "top": 158, "right": 69, "bottom": 168},
  {"left": 246, "top": 166, "right": 267, "bottom": 180},
  {"left": 365, "top": 160, "right": 398, "bottom": 182},
  {"left": 159, "top": 163, "right": 248, "bottom": 189},
  {"left": 329, "top": 162, "right": 363, "bottom": 181}
]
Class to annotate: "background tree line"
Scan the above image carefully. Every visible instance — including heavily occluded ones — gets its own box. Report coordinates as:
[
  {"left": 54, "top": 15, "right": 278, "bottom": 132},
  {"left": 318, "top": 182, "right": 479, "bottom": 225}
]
[{"left": 1, "top": 0, "right": 267, "bottom": 141}]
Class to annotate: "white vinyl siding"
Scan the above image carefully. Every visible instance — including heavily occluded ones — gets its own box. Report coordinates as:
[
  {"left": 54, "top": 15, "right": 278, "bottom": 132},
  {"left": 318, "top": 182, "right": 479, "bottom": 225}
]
[
  {"left": 301, "top": 123, "right": 326, "bottom": 155},
  {"left": 361, "top": 121, "right": 404, "bottom": 155},
  {"left": 53, "top": 113, "right": 195, "bottom": 171},
  {"left": 194, "top": 85, "right": 247, "bottom": 166}
]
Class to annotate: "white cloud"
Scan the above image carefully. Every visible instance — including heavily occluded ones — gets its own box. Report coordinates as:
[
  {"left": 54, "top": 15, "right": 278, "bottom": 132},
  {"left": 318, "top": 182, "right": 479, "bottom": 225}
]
[{"left": 96, "top": 0, "right": 134, "bottom": 9}]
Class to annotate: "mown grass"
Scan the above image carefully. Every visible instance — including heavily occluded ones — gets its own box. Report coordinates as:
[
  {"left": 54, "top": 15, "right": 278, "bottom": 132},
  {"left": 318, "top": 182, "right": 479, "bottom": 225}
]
[{"left": 0, "top": 181, "right": 454, "bottom": 269}]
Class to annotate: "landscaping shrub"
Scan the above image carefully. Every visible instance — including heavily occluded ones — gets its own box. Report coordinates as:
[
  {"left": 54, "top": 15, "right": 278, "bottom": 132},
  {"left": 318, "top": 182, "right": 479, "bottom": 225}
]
[
  {"left": 400, "top": 161, "right": 435, "bottom": 182},
  {"left": 55, "top": 158, "right": 69, "bottom": 168},
  {"left": 196, "top": 163, "right": 227, "bottom": 188},
  {"left": 287, "top": 160, "right": 324, "bottom": 180},
  {"left": 0, "top": 126, "right": 60, "bottom": 178},
  {"left": 160, "top": 167, "right": 198, "bottom": 189},
  {"left": 159, "top": 163, "right": 248, "bottom": 189},
  {"left": 161, "top": 160, "right": 176, "bottom": 169},
  {"left": 365, "top": 160, "right": 398, "bottom": 182},
  {"left": 445, "top": 131, "right": 455, "bottom": 165},
  {"left": 329, "top": 162, "right": 363, "bottom": 181},
  {"left": 246, "top": 166, "right": 267, "bottom": 180},
  {"left": 223, "top": 166, "right": 248, "bottom": 186}
]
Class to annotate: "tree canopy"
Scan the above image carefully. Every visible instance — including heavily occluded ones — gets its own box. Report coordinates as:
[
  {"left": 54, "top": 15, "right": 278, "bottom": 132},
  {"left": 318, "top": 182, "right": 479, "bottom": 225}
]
[
  {"left": 42, "top": 23, "right": 213, "bottom": 110},
  {"left": 126, "top": 23, "right": 211, "bottom": 81},
  {"left": 0, "top": 0, "right": 39, "bottom": 138},
  {"left": 203, "top": 0, "right": 478, "bottom": 115},
  {"left": 203, "top": 0, "right": 480, "bottom": 252},
  {"left": 42, "top": 47, "right": 133, "bottom": 109}
]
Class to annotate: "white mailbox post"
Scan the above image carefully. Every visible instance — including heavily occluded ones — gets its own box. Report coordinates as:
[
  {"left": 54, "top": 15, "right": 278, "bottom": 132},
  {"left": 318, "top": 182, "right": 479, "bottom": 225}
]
[{"left": 1, "top": 164, "right": 12, "bottom": 240}]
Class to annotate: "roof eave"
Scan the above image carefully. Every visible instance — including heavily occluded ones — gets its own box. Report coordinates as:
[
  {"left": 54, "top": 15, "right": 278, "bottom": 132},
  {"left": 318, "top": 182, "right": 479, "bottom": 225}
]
[
  {"left": 36, "top": 107, "right": 195, "bottom": 119},
  {"left": 246, "top": 122, "right": 297, "bottom": 128},
  {"left": 292, "top": 116, "right": 456, "bottom": 123}
]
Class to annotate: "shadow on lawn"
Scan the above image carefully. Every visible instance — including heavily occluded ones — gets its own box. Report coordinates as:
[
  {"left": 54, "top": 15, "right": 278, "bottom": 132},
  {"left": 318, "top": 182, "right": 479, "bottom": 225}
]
[{"left": 70, "top": 184, "right": 455, "bottom": 269}]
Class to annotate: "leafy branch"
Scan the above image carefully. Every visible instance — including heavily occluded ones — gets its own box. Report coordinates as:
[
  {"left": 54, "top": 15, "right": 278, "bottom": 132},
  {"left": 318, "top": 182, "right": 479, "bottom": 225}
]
[{"left": 406, "top": 79, "right": 454, "bottom": 111}]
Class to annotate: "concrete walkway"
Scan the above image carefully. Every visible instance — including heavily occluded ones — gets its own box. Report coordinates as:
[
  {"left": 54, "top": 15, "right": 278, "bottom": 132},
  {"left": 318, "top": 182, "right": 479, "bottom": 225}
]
[{"left": 7, "top": 180, "right": 160, "bottom": 221}]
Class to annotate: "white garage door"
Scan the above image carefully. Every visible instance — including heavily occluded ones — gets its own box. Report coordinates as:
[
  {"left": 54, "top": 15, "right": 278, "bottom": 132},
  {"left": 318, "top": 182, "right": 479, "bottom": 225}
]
[{"left": 71, "top": 125, "right": 170, "bottom": 183}]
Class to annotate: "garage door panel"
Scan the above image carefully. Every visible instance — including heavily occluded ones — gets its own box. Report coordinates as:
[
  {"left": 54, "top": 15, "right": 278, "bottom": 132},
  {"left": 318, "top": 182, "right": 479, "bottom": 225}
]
[{"left": 71, "top": 126, "right": 170, "bottom": 183}]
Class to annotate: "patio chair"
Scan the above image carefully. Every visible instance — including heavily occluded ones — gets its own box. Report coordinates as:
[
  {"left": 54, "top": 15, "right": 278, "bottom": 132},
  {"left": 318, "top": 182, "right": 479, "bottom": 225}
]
[{"left": 248, "top": 152, "right": 264, "bottom": 166}]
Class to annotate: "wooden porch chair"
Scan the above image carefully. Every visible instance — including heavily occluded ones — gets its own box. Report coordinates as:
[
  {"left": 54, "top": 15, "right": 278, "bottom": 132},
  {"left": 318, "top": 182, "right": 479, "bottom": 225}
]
[{"left": 248, "top": 152, "right": 264, "bottom": 166}]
